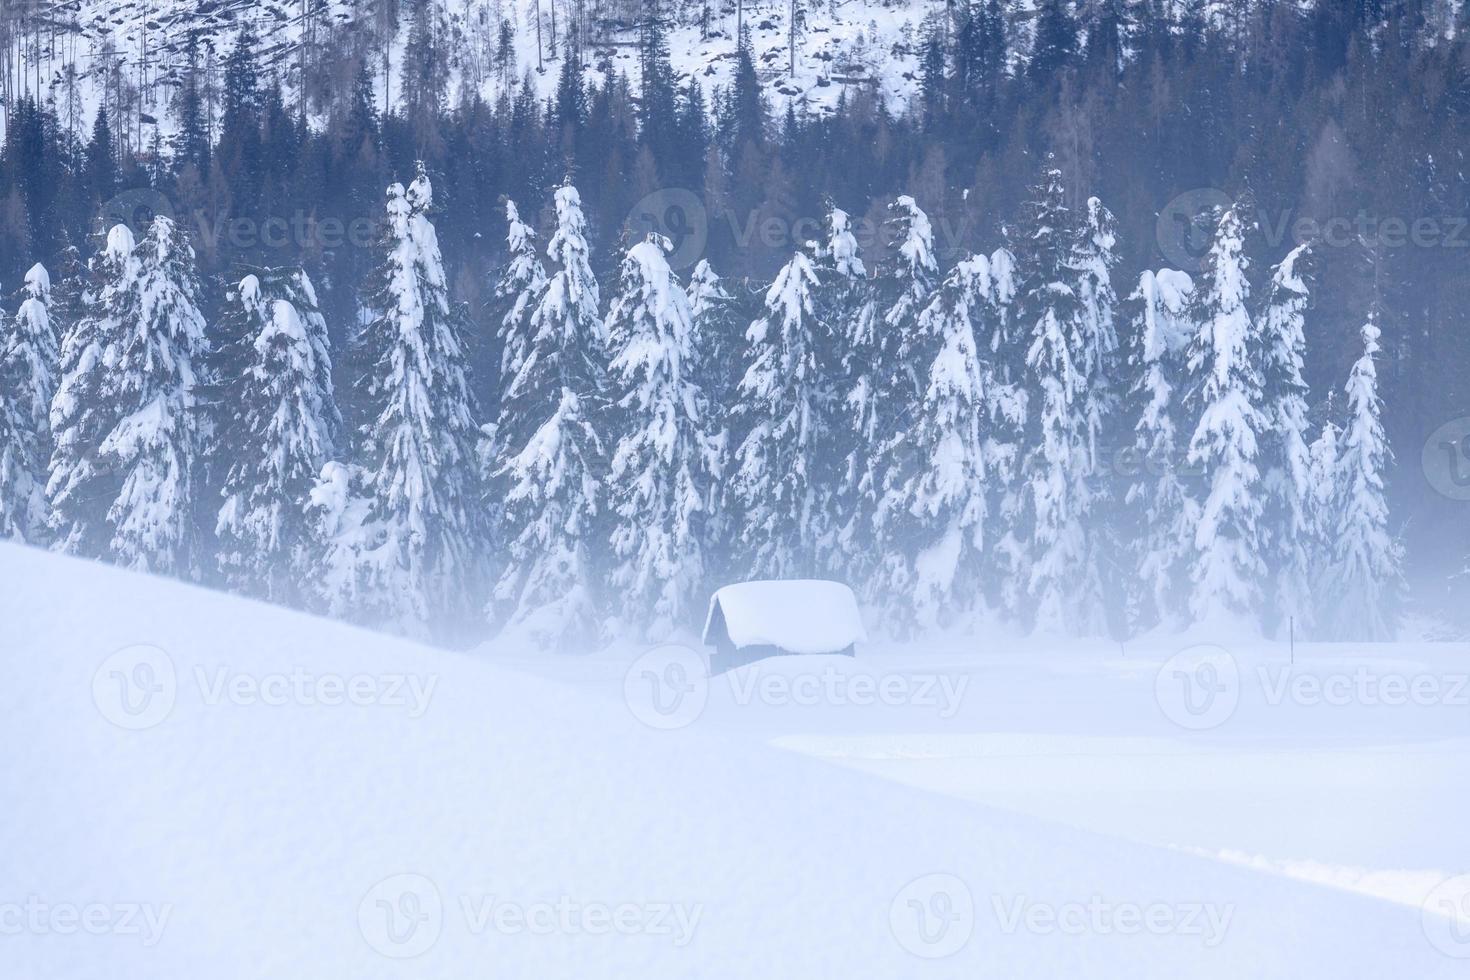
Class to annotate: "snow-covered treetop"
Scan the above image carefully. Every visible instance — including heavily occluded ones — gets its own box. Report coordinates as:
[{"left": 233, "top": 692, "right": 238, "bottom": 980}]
[
  {"left": 105, "top": 224, "right": 137, "bottom": 261},
  {"left": 1259, "top": 242, "right": 1312, "bottom": 376},
  {"left": 504, "top": 200, "right": 536, "bottom": 257},
  {"left": 407, "top": 161, "right": 432, "bottom": 211},
  {"left": 23, "top": 263, "right": 50, "bottom": 300},
  {"left": 1131, "top": 268, "right": 1194, "bottom": 361},
  {"left": 608, "top": 235, "right": 695, "bottom": 371},
  {"left": 1191, "top": 205, "right": 1254, "bottom": 388},
  {"left": 543, "top": 183, "right": 602, "bottom": 334},
  {"left": 1271, "top": 242, "right": 1311, "bottom": 295},
  {"left": 686, "top": 259, "right": 730, "bottom": 319},
  {"left": 989, "top": 247, "right": 1016, "bottom": 306},
  {"left": 888, "top": 195, "right": 938, "bottom": 287},
  {"left": 238, "top": 274, "right": 263, "bottom": 307},
  {"left": 826, "top": 207, "right": 867, "bottom": 280},
  {"left": 751, "top": 250, "right": 819, "bottom": 346},
  {"left": 498, "top": 198, "right": 547, "bottom": 303},
  {"left": 1083, "top": 197, "right": 1116, "bottom": 253}
]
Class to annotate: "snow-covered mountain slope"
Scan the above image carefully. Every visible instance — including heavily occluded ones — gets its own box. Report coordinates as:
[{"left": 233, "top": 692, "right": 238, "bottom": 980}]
[
  {"left": 2, "top": 541, "right": 1467, "bottom": 978},
  {"left": 8, "top": 0, "right": 942, "bottom": 142}
]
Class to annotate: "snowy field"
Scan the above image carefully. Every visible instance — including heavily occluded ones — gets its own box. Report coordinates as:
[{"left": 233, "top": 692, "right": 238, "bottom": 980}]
[{"left": 5, "top": 541, "right": 1470, "bottom": 978}]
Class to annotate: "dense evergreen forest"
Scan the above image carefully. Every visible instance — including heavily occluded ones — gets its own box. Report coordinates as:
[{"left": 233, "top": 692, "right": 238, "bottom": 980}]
[{"left": 1, "top": 0, "right": 1468, "bottom": 642}]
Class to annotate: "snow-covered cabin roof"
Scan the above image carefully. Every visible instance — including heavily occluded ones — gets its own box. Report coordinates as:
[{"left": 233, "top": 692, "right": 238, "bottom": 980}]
[{"left": 702, "top": 580, "right": 868, "bottom": 655}]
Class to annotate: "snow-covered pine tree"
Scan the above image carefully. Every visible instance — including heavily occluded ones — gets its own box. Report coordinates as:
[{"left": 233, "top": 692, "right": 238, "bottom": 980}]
[
  {"left": 490, "top": 183, "right": 607, "bottom": 651},
  {"left": 1320, "top": 306, "right": 1402, "bottom": 640},
  {"left": 1123, "top": 268, "right": 1197, "bottom": 631},
  {"left": 214, "top": 269, "right": 341, "bottom": 603},
  {"left": 1182, "top": 205, "right": 1267, "bottom": 628},
  {"left": 302, "top": 460, "right": 380, "bottom": 620},
  {"left": 1306, "top": 414, "right": 1341, "bottom": 609},
  {"left": 841, "top": 197, "right": 937, "bottom": 597},
  {"left": 604, "top": 234, "right": 713, "bottom": 639},
  {"left": 0, "top": 263, "right": 59, "bottom": 540},
  {"left": 986, "top": 244, "right": 1019, "bottom": 374},
  {"left": 983, "top": 239, "right": 1030, "bottom": 615},
  {"left": 816, "top": 205, "right": 878, "bottom": 578},
  {"left": 729, "top": 248, "right": 833, "bottom": 579},
  {"left": 1255, "top": 243, "right": 1317, "bottom": 633},
  {"left": 1070, "top": 196, "right": 1124, "bottom": 629},
  {"left": 686, "top": 258, "right": 743, "bottom": 407},
  {"left": 872, "top": 255, "right": 1005, "bottom": 632},
  {"left": 490, "top": 199, "right": 548, "bottom": 409},
  {"left": 47, "top": 231, "right": 132, "bottom": 560},
  {"left": 686, "top": 257, "right": 741, "bottom": 573},
  {"left": 47, "top": 219, "right": 208, "bottom": 576},
  {"left": 1072, "top": 197, "right": 1122, "bottom": 457},
  {"left": 356, "top": 167, "right": 488, "bottom": 637},
  {"left": 1012, "top": 167, "right": 1108, "bottom": 634}
]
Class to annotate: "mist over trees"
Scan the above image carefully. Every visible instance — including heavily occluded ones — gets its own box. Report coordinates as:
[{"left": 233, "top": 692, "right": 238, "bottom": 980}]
[{"left": 0, "top": 0, "right": 1466, "bottom": 643}]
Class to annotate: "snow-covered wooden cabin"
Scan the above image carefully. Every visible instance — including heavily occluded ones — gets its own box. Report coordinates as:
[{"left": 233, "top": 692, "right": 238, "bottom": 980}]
[{"left": 702, "top": 580, "right": 868, "bottom": 675}]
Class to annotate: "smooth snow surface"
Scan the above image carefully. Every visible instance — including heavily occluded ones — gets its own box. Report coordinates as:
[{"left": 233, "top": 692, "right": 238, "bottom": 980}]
[
  {"left": 4, "top": 544, "right": 1469, "bottom": 978},
  {"left": 704, "top": 579, "right": 868, "bottom": 653}
]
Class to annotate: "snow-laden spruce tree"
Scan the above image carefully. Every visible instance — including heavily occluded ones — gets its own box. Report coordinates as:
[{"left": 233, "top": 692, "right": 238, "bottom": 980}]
[
  {"left": 490, "top": 199, "right": 548, "bottom": 402},
  {"left": 0, "top": 263, "right": 59, "bottom": 540},
  {"left": 604, "top": 234, "right": 714, "bottom": 639},
  {"left": 303, "top": 459, "right": 379, "bottom": 620},
  {"left": 214, "top": 269, "right": 341, "bottom": 603},
  {"left": 1252, "top": 240, "right": 1323, "bottom": 631},
  {"left": 985, "top": 244, "right": 1019, "bottom": 375},
  {"left": 818, "top": 206, "right": 878, "bottom": 577},
  {"left": 1306, "top": 415, "right": 1341, "bottom": 605},
  {"left": 873, "top": 255, "right": 1012, "bottom": 632},
  {"left": 1071, "top": 196, "right": 1124, "bottom": 627},
  {"left": 353, "top": 168, "right": 488, "bottom": 637},
  {"left": 1013, "top": 168, "right": 1109, "bottom": 634},
  {"left": 687, "top": 258, "right": 744, "bottom": 411},
  {"left": 686, "top": 257, "right": 741, "bottom": 571},
  {"left": 490, "top": 183, "right": 607, "bottom": 651},
  {"left": 984, "top": 239, "right": 1030, "bottom": 614},
  {"left": 47, "top": 235, "right": 129, "bottom": 560},
  {"left": 1182, "top": 205, "right": 1266, "bottom": 628},
  {"left": 1319, "top": 308, "right": 1402, "bottom": 639},
  {"left": 47, "top": 219, "right": 208, "bottom": 575},
  {"left": 1072, "top": 197, "right": 1121, "bottom": 453},
  {"left": 841, "top": 197, "right": 937, "bottom": 595},
  {"left": 1255, "top": 243, "right": 1317, "bottom": 632},
  {"left": 729, "top": 249, "right": 833, "bottom": 579},
  {"left": 1123, "top": 268, "right": 1197, "bottom": 631}
]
